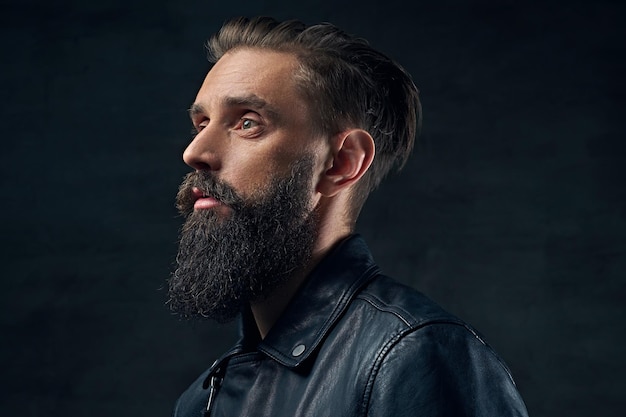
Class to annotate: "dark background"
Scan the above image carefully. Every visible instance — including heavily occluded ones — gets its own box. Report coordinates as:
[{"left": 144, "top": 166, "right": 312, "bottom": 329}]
[{"left": 1, "top": 0, "right": 624, "bottom": 416}]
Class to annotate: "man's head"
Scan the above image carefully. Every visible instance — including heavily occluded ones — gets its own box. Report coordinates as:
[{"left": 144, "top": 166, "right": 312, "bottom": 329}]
[{"left": 168, "top": 16, "right": 421, "bottom": 321}]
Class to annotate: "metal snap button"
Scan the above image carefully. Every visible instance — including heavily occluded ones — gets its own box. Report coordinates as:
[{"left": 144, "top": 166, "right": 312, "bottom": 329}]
[{"left": 291, "top": 344, "right": 306, "bottom": 357}]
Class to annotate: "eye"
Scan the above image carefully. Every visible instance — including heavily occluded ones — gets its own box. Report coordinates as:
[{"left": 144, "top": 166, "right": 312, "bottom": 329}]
[
  {"left": 198, "top": 120, "right": 209, "bottom": 130},
  {"left": 241, "top": 118, "right": 259, "bottom": 130},
  {"left": 234, "top": 114, "right": 264, "bottom": 138},
  {"left": 191, "top": 119, "right": 208, "bottom": 137}
]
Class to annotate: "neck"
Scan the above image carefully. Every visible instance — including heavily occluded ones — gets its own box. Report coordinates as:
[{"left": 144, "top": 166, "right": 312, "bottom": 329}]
[{"left": 249, "top": 267, "right": 310, "bottom": 340}]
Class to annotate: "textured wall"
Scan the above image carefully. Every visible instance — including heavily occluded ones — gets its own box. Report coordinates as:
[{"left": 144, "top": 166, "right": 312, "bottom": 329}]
[{"left": 1, "top": 0, "right": 624, "bottom": 416}]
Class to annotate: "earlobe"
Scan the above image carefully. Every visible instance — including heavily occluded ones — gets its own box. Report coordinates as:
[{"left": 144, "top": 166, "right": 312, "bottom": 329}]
[{"left": 317, "top": 129, "right": 375, "bottom": 197}]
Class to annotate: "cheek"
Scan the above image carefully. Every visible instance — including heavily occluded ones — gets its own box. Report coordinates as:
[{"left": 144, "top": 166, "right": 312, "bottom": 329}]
[
  {"left": 223, "top": 158, "right": 282, "bottom": 199},
  {"left": 223, "top": 139, "right": 322, "bottom": 199}
]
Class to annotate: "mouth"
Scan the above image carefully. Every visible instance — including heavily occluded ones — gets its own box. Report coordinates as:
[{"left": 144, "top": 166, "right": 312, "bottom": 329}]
[{"left": 191, "top": 187, "right": 222, "bottom": 210}]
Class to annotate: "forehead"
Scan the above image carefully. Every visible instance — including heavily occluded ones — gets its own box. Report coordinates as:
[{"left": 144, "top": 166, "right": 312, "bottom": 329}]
[{"left": 196, "top": 48, "right": 305, "bottom": 114}]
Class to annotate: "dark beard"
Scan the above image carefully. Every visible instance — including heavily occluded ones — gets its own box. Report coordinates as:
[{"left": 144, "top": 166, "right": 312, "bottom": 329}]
[{"left": 168, "top": 157, "right": 317, "bottom": 322}]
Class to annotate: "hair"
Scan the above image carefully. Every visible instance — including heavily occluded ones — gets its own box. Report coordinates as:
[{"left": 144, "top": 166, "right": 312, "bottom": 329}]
[{"left": 206, "top": 16, "right": 422, "bottom": 214}]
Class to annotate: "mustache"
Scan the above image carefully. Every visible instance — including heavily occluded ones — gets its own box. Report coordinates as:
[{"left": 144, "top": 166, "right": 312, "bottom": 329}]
[{"left": 176, "top": 171, "right": 244, "bottom": 216}]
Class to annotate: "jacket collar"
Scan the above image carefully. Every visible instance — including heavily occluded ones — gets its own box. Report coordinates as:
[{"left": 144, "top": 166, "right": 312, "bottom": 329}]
[{"left": 247, "top": 234, "right": 380, "bottom": 368}]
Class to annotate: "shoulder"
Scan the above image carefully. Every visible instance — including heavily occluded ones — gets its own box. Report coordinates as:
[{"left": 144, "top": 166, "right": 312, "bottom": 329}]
[
  {"left": 355, "top": 274, "right": 514, "bottom": 384},
  {"left": 351, "top": 274, "right": 528, "bottom": 416}
]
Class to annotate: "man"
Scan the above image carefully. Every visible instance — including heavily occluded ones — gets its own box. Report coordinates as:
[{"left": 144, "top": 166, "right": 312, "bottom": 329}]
[{"left": 169, "top": 16, "right": 529, "bottom": 417}]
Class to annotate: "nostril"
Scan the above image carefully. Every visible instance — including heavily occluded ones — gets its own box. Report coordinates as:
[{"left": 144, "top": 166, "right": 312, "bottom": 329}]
[{"left": 195, "top": 161, "right": 212, "bottom": 171}]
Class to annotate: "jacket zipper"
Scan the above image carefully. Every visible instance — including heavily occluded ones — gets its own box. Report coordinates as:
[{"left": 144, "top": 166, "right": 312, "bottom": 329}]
[
  {"left": 204, "top": 369, "right": 223, "bottom": 417},
  {"left": 203, "top": 345, "right": 243, "bottom": 417}
]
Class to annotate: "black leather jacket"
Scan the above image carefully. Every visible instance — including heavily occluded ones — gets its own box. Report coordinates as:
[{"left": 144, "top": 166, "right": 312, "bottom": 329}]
[{"left": 173, "top": 235, "right": 529, "bottom": 417}]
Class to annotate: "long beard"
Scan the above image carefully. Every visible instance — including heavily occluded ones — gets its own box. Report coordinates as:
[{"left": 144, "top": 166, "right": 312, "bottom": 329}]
[{"left": 168, "top": 157, "right": 317, "bottom": 322}]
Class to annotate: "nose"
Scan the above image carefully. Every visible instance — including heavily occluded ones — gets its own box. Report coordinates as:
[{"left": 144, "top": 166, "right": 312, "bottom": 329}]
[{"left": 183, "top": 130, "right": 221, "bottom": 171}]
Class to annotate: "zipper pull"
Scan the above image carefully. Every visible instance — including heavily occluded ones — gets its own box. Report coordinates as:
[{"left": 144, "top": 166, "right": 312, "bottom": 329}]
[{"left": 204, "top": 368, "right": 223, "bottom": 417}]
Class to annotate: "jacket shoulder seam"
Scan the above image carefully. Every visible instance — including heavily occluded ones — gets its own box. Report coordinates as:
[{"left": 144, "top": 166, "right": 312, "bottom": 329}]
[
  {"left": 360, "top": 329, "right": 407, "bottom": 416},
  {"left": 355, "top": 291, "right": 461, "bottom": 328},
  {"left": 355, "top": 293, "right": 414, "bottom": 327}
]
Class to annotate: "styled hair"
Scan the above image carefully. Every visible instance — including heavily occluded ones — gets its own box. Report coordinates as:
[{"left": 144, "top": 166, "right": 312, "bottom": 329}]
[{"left": 207, "top": 16, "right": 422, "bottom": 211}]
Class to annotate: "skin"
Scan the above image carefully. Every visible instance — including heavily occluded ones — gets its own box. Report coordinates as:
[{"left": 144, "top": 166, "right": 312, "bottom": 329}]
[{"left": 184, "top": 48, "right": 375, "bottom": 338}]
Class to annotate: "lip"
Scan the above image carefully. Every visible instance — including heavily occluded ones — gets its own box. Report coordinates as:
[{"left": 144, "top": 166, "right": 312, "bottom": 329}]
[{"left": 192, "top": 187, "right": 222, "bottom": 210}]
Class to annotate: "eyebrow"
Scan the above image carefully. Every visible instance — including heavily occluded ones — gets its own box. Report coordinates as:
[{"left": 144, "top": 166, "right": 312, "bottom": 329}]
[
  {"left": 188, "top": 103, "right": 205, "bottom": 117},
  {"left": 188, "top": 94, "right": 281, "bottom": 121}
]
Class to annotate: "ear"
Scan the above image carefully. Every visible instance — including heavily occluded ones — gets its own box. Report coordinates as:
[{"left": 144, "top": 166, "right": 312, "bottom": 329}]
[{"left": 317, "top": 129, "right": 375, "bottom": 197}]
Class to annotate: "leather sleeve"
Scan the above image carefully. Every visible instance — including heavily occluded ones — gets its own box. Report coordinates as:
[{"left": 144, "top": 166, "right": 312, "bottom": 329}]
[{"left": 363, "top": 323, "right": 529, "bottom": 417}]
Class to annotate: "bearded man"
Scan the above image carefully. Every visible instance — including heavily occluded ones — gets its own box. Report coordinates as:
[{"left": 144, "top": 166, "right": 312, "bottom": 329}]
[{"left": 168, "top": 16, "right": 529, "bottom": 417}]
